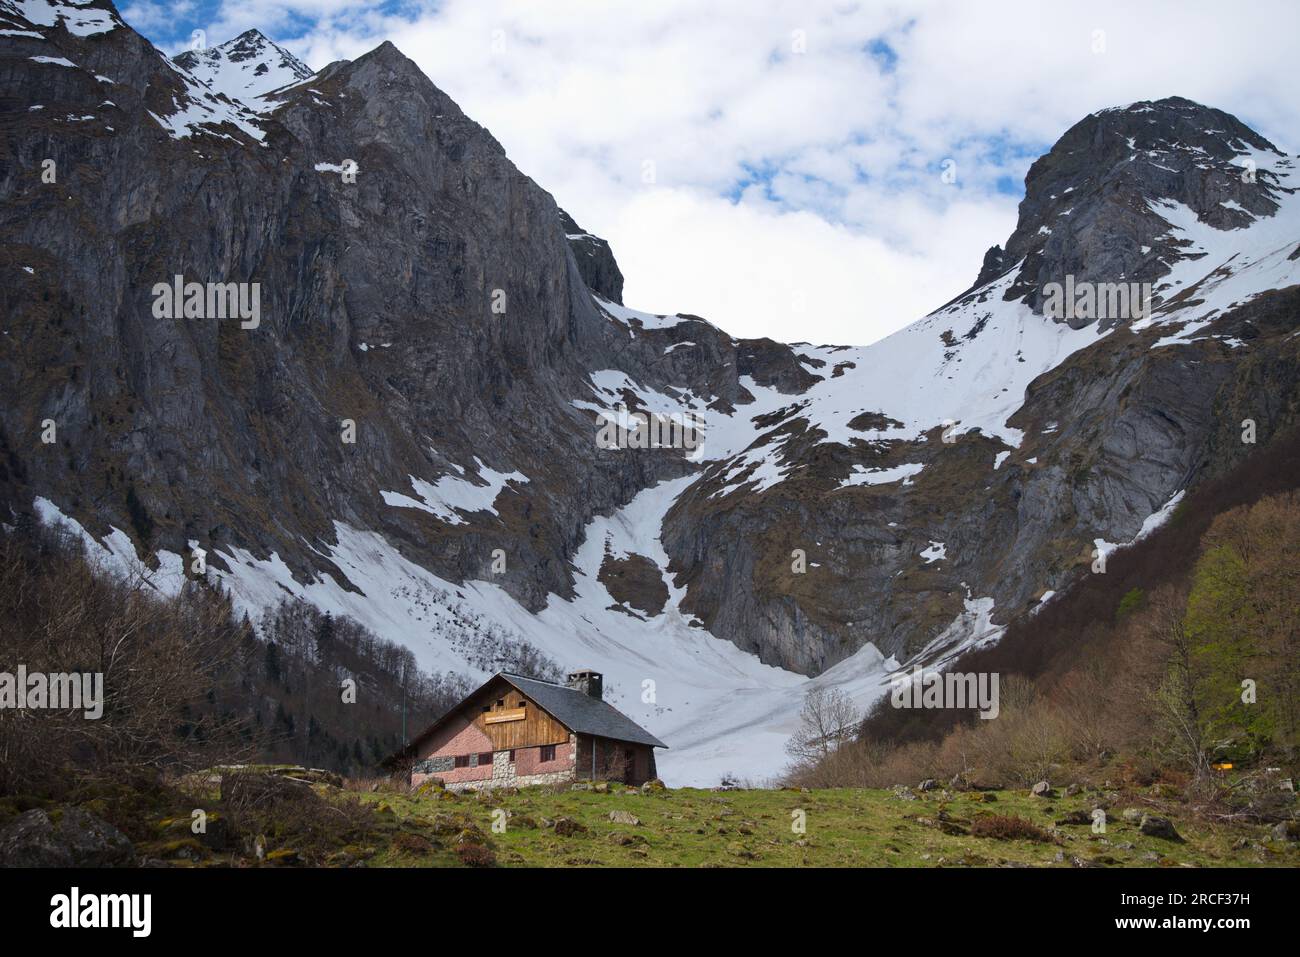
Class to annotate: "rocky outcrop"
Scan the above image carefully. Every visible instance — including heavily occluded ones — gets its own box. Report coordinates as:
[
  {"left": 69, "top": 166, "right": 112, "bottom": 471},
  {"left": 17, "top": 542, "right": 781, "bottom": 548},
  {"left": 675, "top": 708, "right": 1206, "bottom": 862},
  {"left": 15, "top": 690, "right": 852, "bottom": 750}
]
[
  {"left": 560, "top": 209, "right": 624, "bottom": 304},
  {"left": 0, "top": 10, "right": 697, "bottom": 613},
  {"left": 654, "top": 100, "right": 1300, "bottom": 673},
  {"left": 598, "top": 551, "right": 669, "bottom": 617},
  {"left": 995, "top": 97, "right": 1286, "bottom": 326},
  {"left": 0, "top": 807, "right": 136, "bottom": 867}
]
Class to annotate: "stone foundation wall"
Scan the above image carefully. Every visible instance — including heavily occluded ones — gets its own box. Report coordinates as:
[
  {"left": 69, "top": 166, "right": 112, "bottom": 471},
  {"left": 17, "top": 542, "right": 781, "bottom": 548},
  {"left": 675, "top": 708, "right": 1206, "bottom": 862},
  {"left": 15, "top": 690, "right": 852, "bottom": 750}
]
[{"left": 444, "top": 765, "right": 575, "bottom": 793}]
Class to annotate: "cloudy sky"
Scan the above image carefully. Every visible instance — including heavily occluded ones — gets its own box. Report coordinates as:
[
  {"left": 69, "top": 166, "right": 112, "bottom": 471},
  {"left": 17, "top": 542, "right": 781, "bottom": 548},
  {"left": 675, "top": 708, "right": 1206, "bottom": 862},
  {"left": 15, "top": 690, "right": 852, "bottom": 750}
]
[{"left": 124, "top": 0, "right": 1299, "bottom": 346}]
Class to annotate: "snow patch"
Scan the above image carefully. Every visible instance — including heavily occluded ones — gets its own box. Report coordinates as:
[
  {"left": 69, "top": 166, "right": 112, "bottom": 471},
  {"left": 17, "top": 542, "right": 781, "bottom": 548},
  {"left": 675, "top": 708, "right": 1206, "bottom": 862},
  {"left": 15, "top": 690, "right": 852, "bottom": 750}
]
[{"left": 381, "top": 459, "right": 528, "bottom": 525}]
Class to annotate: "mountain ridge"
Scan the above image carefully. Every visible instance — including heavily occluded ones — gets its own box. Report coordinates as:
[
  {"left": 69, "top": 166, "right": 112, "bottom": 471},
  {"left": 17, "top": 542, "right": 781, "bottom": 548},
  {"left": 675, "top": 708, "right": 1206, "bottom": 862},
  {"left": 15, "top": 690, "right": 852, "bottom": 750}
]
[{"left": 2, "top": 3, "right": 1297, "bottom": 783}]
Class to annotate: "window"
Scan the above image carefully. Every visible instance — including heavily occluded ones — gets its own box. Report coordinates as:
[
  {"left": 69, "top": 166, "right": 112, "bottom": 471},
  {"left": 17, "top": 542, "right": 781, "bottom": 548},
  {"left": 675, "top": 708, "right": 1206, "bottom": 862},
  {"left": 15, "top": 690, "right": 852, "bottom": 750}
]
[
  {"left": 540, "top": 744, "right": 557, "bottom": 763},
  {"left": 508, "top": 749, "right": 516, "bottom": 763},
  {"left": 479, "top": 751, "right": 493, "bottom": 765},
  {"left": 496, "top": 698, "right": 504, "bottom": 708},
  {"left": 518, "top": 700, "right": 526, "bottom": 708},
  {"left": 454, "top": 755, "right": 469, "bottom": 769},
  {"left": 481, "top": 705, "right": 490, "bottom": 713}
]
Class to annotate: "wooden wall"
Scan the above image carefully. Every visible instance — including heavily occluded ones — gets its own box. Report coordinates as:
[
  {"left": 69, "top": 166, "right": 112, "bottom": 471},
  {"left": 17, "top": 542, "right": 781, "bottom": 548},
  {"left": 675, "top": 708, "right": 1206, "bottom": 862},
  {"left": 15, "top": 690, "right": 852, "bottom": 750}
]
[{"left": 463, "top": 677, "right": 571, "bottom": 750}]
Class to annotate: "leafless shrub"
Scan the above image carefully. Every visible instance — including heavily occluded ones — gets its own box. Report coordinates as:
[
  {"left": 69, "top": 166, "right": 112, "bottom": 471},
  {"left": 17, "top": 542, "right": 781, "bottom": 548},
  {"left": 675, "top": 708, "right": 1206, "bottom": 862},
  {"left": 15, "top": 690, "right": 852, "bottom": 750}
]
[
  {"left": 969, "top": 814, "right": 1053, "bottom": 842},
  {"left": 0, "top": 518, "right": 252, "bottom": 796},
  {"left": 455, "top": 842, "right": 496, "bottom": 867}
]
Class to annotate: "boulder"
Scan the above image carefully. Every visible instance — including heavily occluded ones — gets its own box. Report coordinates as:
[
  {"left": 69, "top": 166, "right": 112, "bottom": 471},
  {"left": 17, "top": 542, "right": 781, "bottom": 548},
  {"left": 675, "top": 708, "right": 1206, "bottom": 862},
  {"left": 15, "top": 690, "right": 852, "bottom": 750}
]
[
  {"left": 1030, "top": 780, "right": 1055, "bottom": 798},
  {"left": 195, "top": 813, "right": 229, "bottom": 852},
  {"left": 1055, "top": 810, "right": 1093, "bottom": 826},
  {"left": 1271, "top": 820, "right": 1300, "bottom": 843},
  {"left": 553, "top": 817, "right": 587, "bottom": 837},
  {"left": 1138, "top": 815, "right": 1183, "bottom": 842},
  {"left": 0, "top": 807, "right": 135, "bottom": 868},
  {"left": 608, "top": 810, "right": 641, "bottom": 826}
]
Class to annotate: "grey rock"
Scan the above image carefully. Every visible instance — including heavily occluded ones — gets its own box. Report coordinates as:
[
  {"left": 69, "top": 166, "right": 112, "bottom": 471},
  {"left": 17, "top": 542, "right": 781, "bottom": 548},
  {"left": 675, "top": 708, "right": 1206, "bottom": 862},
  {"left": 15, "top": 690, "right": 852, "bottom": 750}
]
[
  {"left": 1271, "top": 821, "right": 1300, "bottom": 843},
  {"left": 0, "top": 807, "right": 136, "bottom": 868},
  {"left": 1138, "top": 814, "right": 1183, "bottom": 842},
  {"left": 559, "top": 209, "right": 624, "bottom": 304}
]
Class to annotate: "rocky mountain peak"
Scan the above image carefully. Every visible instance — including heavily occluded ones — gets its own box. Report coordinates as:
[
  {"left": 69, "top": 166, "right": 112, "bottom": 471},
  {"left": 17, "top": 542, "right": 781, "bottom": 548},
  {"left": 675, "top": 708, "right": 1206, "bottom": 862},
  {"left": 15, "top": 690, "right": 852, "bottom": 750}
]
[
  {"left": 970, "top": 96, "right": 1294, "bottom": 328},
  {"left": 559, "top": 209, "right": 624, "bottom": 304},
  {"left": 172, "top": 26, "right": 313, "bottom": 109},
  {"left": 3, "top": 2, "right": 1298, "bottom": 782}
]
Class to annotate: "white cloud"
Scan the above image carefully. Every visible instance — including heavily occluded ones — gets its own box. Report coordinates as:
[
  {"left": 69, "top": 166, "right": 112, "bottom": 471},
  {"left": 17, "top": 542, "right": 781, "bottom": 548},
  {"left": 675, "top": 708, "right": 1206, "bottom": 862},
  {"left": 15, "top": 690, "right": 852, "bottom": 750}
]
[
  {"left": 610, "top": 187, "right": 1015, "bottom": 344},
  {"left": 153, "top": 0, "right": 1300, "bottom": 345}
]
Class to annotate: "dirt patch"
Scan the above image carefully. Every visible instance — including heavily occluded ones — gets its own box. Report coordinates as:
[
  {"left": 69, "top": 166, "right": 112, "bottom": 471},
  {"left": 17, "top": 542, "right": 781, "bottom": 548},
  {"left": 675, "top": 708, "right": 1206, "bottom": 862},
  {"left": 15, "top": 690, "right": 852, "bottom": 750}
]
[{"left": 598, "top": 551, "right": 669, "bottom": 616}]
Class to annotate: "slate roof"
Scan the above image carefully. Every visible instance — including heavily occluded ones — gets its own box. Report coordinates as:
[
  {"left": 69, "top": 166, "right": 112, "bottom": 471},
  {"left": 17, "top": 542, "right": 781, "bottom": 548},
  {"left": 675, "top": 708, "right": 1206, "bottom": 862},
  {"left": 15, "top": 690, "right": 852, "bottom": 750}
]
[
  {"left": 391, "top": 672, "right": 667, "bottom": 765},
  {"left": 498, "top": 673, "right": 667, "bottom": 749}
]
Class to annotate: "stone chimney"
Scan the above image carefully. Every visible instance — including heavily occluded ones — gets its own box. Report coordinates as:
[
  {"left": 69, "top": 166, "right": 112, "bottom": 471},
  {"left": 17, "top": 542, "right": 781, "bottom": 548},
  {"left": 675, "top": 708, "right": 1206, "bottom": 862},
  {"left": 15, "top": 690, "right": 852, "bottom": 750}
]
[{"left": 566, "top": 669, "right": 603, "bottom": 700}]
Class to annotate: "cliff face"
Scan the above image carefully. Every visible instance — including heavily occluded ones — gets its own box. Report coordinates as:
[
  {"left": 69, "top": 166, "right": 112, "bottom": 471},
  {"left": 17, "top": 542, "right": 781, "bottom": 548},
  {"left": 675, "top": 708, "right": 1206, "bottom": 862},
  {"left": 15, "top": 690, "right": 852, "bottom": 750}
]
[
  {"left": 658, "top": 99, "right": 1300, "bottom": 672},
  {"left": 559, "top": 209, "right": 624, "bottom": 305},
  {"left": 0, "top": 7, "right": 812, "bottom": 614},
  {"left": 2, "top": 3, "right": 1298, "bottom": 778}
]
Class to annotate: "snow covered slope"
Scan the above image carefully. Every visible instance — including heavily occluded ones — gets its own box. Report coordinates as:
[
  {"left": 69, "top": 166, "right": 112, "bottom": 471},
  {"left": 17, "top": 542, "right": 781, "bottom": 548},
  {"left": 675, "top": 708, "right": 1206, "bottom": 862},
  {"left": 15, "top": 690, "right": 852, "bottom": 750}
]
[
  {"left": 7, "top": 8, "right": 1298, "bottom": 787},
  {"left": 34, "top": 126, "right": 1294, "bottom": 785},
  {"left": 171, "top": 28, "right": 313, "bottom": 111}
]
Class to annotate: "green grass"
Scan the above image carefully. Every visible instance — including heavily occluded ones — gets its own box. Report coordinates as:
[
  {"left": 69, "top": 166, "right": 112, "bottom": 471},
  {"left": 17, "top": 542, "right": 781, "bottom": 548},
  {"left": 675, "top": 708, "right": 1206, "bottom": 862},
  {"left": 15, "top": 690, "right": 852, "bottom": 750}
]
[
  {"left": 14, "top": 770, "right": 1293, "bottom": 868},
  {"left": 352, "top": 782, "right": 1296, "bottom": 868}
]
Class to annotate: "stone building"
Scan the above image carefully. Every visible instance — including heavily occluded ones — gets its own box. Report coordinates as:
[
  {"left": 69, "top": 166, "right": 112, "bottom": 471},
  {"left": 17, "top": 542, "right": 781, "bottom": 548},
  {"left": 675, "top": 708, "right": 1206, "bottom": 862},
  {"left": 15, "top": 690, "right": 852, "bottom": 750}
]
[{"left": 397, "top": 670, "right": 667, "bottom": 792}]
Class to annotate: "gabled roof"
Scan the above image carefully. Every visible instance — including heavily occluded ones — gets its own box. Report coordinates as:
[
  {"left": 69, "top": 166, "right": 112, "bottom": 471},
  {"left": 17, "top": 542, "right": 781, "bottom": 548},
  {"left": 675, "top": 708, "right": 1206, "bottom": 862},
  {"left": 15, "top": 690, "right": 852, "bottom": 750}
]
[
  {"left": 498, "top": 673, "right": 667, "bottom": 749},
  {"left": 391, "top": 672, "right": 666, "bottom": 765}
]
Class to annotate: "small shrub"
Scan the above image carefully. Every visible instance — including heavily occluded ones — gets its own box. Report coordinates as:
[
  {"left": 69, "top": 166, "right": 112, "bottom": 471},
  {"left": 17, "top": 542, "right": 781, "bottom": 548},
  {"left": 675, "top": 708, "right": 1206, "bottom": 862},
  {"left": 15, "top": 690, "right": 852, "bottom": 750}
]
[
  {"left": 392, "top": 831, "right": 435, "bottom": 856},
  {"left": 1116, "top": 587, "right": 1145, "bottom": 619},
  {"left": 455, "top": 843, "right": 496, "bottom": 867},
  {"left": 969, "top": 814, "right": 1053, "bottom": 843}
]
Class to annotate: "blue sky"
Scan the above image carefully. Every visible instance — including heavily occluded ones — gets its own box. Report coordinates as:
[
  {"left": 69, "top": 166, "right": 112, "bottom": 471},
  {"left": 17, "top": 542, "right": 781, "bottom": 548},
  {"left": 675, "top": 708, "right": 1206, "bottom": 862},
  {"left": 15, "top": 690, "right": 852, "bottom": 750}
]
[{"left": 121, "top": 0, "right": 1299, "bottom": 345}]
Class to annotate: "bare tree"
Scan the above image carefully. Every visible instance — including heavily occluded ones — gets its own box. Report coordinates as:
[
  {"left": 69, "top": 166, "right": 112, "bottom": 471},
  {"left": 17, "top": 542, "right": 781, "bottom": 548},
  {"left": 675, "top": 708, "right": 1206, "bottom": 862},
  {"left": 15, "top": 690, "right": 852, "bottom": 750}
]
[{"left": 786, "top": 687, "right": 859, "bottom": 762}]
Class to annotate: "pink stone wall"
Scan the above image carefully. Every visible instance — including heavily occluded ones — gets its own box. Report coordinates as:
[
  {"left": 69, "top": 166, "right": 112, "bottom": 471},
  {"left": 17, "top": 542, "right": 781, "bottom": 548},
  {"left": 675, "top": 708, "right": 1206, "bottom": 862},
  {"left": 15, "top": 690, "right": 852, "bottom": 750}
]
[
  {"left": 411, "top": 711, "right": 494, "bottom": 787},
  {"left": 513, "top": 741, "right": 574, "bottom": 775}
]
